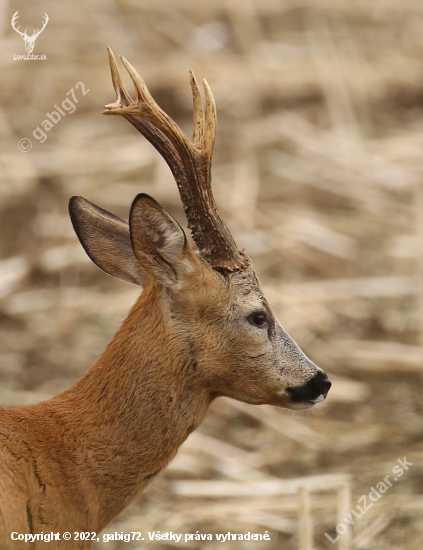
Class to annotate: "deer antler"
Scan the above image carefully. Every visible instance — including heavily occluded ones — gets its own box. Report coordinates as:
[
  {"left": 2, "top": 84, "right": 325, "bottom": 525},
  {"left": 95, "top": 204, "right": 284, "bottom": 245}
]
[
  {"left": 102, "top": 48, "right": 250, "bottom": 273},
  {"left": 11, "top": 11, "right": 27, "bottom": 38},
  {"left": 31, "top": 13, "right": 49, "bottom": 40}
]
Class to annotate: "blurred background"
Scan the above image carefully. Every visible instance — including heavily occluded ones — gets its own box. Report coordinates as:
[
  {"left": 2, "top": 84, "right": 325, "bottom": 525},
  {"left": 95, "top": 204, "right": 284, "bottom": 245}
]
[{"left": 1, "top": 0, "right": 423, "bottom": 548}]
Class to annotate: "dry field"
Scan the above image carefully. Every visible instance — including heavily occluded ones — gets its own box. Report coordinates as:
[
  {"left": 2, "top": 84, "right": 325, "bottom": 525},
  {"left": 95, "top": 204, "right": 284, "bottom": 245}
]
[{"left": 1, "top": 0, "right": 423, "bottom": 548}]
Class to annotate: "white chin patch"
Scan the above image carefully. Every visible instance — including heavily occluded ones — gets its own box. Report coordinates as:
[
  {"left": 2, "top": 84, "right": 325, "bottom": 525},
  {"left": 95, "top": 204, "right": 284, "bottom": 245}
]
[
  {"left": 311, "top": 394, "right": 325, "bottom": 404},
  {"left": 289, "top": 401, "right": 315, "bottom": 410}
]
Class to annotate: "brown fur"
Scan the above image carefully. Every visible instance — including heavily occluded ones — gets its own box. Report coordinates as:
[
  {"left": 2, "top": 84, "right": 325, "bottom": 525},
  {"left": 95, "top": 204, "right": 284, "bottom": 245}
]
[
  {"left": 0, "top": 201, "right": 326, "bottom": 548},
  {"left": 0, "top": 62, "right": 330, "bottom": 546}
]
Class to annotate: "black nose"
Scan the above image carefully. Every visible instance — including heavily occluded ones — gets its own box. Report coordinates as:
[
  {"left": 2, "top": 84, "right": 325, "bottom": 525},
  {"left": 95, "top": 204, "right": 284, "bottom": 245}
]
[{"left": 286, "top": 371, "right": 332, "bottom": 403}]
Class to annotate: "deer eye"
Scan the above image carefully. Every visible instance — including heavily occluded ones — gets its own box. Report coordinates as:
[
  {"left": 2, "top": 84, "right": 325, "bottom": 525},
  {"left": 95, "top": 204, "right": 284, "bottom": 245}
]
[{"left": 247, "top": 311, "right": 269, "bottom": 328}]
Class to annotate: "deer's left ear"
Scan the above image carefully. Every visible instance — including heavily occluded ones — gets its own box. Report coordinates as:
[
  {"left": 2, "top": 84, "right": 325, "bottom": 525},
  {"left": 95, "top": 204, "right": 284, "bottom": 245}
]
[
  {"left": 69, "top": 196, "right": 144, "bottom": 285},
  {"left": 129, "top": 194, "right": 194, "bottom": 287}
]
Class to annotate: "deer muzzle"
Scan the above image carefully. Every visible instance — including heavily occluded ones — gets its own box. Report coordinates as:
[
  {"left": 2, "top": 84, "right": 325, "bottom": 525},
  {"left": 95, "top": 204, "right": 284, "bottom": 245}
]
[{"left": 286, "top": 371, "right": 332, "bottom": 408}]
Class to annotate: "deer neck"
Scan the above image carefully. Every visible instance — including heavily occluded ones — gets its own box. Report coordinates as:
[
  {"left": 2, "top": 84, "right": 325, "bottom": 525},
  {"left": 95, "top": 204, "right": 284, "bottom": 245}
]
[{"left": 49, "top": 282, "right": 210, "bottom": 527}]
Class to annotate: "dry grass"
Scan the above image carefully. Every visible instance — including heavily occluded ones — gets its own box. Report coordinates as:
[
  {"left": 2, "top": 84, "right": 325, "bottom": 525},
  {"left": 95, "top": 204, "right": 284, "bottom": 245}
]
[{"left": 1, "top": 0, "right": 423, "bottom": 548}]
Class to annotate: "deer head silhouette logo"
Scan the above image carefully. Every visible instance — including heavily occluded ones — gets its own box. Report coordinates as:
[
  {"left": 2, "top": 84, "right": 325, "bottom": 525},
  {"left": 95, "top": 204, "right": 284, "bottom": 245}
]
[{"left": 11, "top": 11, "right": 48, "bottom": 54}]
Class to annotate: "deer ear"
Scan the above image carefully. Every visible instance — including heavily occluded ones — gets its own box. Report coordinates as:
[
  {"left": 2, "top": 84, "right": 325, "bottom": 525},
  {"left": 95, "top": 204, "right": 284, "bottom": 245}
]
[
  {"left": 69, "top": 196, "right": 144, "bottom": 285},
  {"left": 129, "top": 194, "right": 193, "bottom": 287}
]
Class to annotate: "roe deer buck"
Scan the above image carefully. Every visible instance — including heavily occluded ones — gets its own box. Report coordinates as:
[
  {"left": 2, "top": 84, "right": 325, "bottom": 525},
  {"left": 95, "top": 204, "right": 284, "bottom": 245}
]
[{"left": 0, "top": 49, "right": 331, "bottom": 548}]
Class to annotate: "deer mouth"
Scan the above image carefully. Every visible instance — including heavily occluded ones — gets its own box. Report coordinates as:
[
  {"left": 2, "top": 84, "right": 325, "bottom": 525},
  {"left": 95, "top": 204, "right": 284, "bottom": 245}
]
[{"left": 285, "top": 371, "right": 332, "bottom": 409}]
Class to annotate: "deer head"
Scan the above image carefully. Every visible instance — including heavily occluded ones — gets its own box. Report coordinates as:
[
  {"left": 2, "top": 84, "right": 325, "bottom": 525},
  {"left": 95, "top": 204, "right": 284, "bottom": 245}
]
[
  {"left": 69, "top": 49, "right": 331, "bottom": 411},
  {"left": 11, "top": 11, "right": 48, "bottom": 54}
]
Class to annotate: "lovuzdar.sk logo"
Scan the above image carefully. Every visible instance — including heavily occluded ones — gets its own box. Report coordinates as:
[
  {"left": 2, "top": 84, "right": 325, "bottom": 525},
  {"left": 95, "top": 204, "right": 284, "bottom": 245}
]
[{"left": 11, "top": 10, "right": 48, "bottom": 60}]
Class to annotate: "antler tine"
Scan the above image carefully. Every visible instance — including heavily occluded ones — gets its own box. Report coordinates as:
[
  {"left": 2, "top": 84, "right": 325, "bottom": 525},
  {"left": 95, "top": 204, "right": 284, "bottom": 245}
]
[
  {"left": 102, "top": 50, "right": 250, "bottom": 272},
  {"left": 119, "top": 55, "right": 191, "bottom": 162},
  {"left": 104, "top": 47, "right": 132, "bottom": 109},
  {"left": 120, "top": 56, "right": 156, "bottom": 108},
  {"left": 189, "top": 71, "right": 204, "bottom": 145},
  {"left": 188, "top": 73, "right": 215, "bottom": 154},
  {"left": 202, "top": 78, "right": 217, "bottom": 161},
  {"left": 103, "top": 49, "right": 189, "bottom": 208}
]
